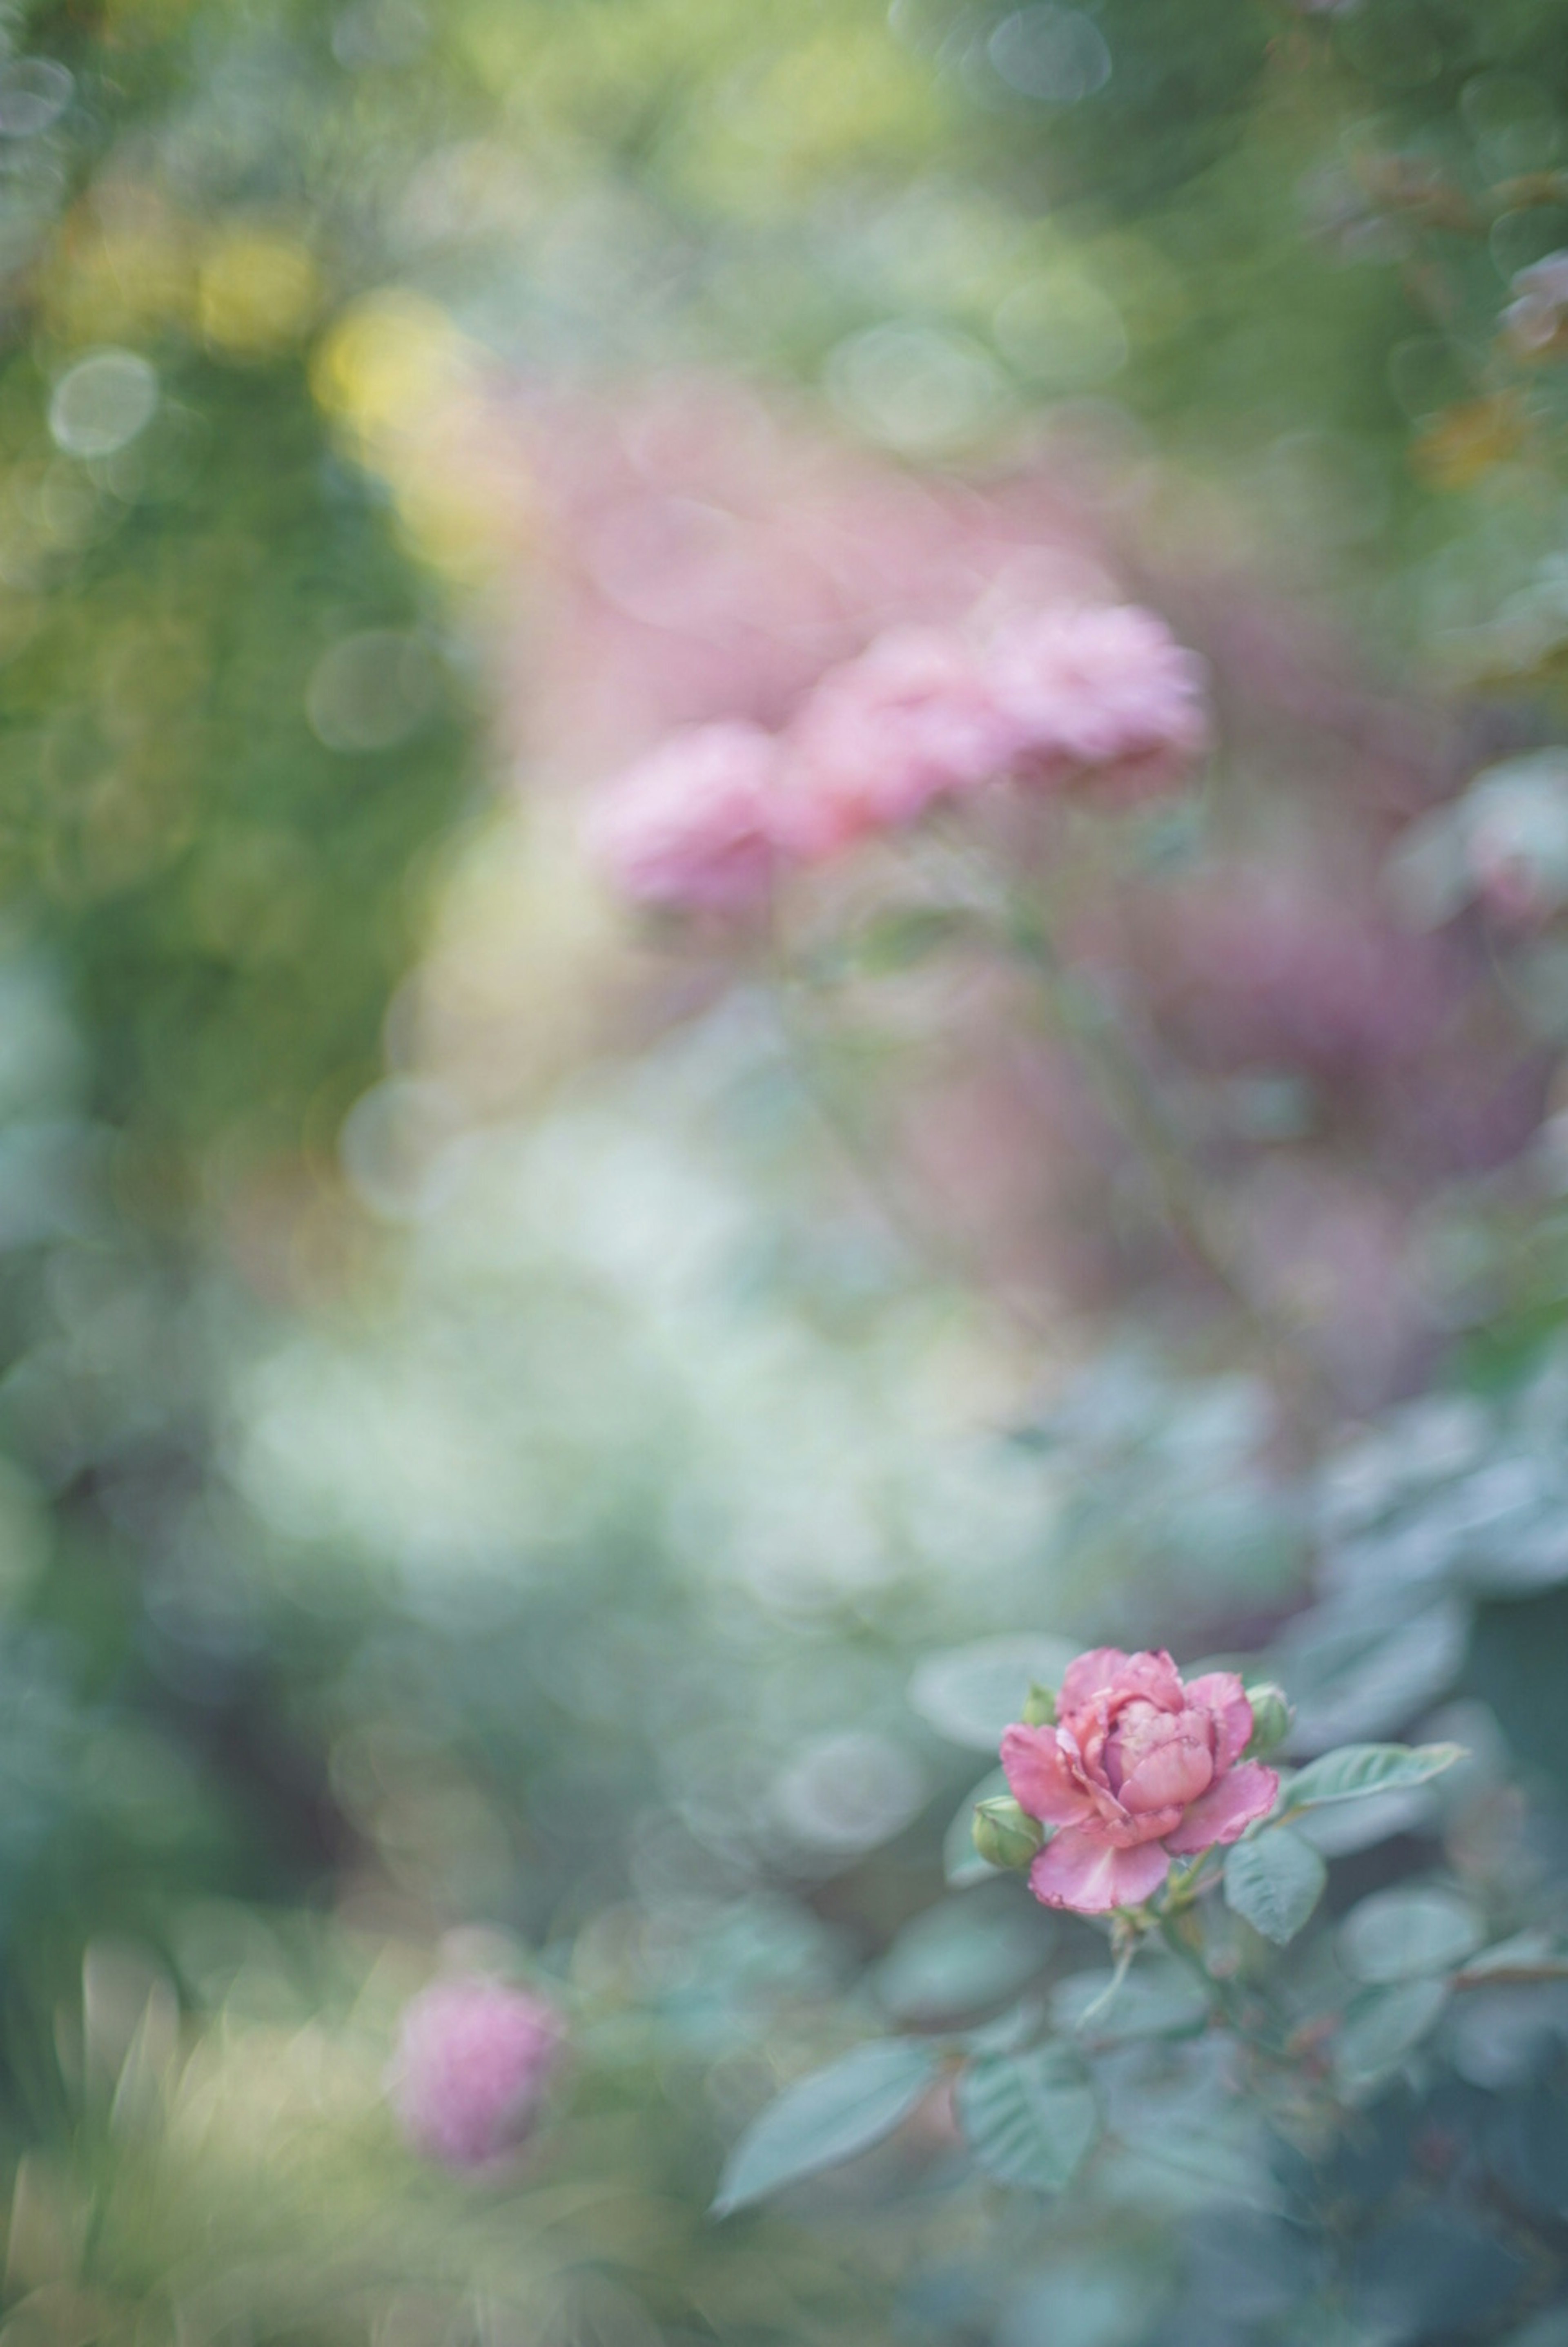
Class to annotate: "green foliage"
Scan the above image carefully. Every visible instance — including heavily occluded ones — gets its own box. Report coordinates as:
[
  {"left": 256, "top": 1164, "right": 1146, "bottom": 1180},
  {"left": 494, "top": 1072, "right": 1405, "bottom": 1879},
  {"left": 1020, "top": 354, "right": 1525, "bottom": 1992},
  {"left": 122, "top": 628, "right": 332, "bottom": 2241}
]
[
  {"left": 873, "top": 1891, "right": 1051, "bottom": 2024},
  {"left": 1283, "top": 1740, "right": 1466, "bottom": 1809},
  {"left": 1223, "top": 1826, "right": 1327, "bottom": 1946},
  {"left": 1334, "top": 1977, "right": 1451, "bottom": 2096},
  {"left": 1337, "top": 1884, "right": 1485, "bottom": 1983},
  {"left": 711, "top": 2039, "right": 941, "bottom": 2216},
  {"left": 954, "top": 2043, "right": 1098, "bottom": 2193}
]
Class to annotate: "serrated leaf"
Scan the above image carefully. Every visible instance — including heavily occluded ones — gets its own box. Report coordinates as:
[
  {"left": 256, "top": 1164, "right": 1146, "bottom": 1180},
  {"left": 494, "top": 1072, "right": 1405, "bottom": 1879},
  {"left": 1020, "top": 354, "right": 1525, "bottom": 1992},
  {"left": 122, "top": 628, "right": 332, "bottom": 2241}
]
[
  {"left": 956, "top": 2044, "right": 1098, "bottom": 2193},
  {"left": 1224, "top": 1828, "right": 1326, "bottom": 1946},
  {"left": 1338, "top": 1887, "right": 1484, "bottom": 1985},
  {"left": 909, "top": 1636, "right": 1079, "bottom": 1751},
  {"left": 945, "top": 1767, "right": 1009, "bottom": 1888},
  {"left": 712, "top": 2039, "right": 939, "bottom": 2215},
  {"left": 1334, "top": 1977, "right": 1449, "bottom": 2095},
  {"left": 1283, "top": 1742, "right": 1463, "bottom": 1812}
]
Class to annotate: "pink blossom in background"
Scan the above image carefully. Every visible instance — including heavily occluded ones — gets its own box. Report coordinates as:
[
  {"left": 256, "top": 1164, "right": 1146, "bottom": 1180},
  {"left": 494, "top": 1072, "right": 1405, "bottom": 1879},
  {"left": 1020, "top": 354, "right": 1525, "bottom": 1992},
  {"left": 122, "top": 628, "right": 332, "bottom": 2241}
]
[
  {"left": 503, "top": 374, "right": 1113, "bottom": 775},
  {"left": 1001, "top": 1647, "right": 1276, "bottom": 1912},
  {"left": 984, "top": 603, "right": 1210, "bottom": 801},
  {"left": 585, "top": 721, "right": 784, "bottom": 912},
  {"left": 391, "top": 1977, "right": 563, "bottom": 2169},
  {"left": 585, "top": 599, "right": 1213, "bottom": 902},
  {"left": 1131, "top": 870, "right": 1454, "bottom": 1078},
  {"left": 780, "top": 626, "right": 1021, "bottom": 855}
]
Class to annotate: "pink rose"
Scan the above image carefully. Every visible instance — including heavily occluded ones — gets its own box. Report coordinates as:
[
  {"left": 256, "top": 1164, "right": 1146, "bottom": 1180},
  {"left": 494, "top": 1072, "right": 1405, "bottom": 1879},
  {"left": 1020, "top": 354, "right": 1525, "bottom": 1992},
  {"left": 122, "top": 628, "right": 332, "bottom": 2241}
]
[
  {"left": 390, "top": 1977, "right": 563, "bottom": 2169},
  {"left": 1001, "top": 1647, "right": 1278, "bottom": 1914},
  {"left": 585, "top": 721, "right": 784, "bottom": 912},
  {"left": 983, "top": 603, "right": 1209, "bottom": 803},
  {"left": 780, "top": 626, "right": 1020, "bottom": 856}
]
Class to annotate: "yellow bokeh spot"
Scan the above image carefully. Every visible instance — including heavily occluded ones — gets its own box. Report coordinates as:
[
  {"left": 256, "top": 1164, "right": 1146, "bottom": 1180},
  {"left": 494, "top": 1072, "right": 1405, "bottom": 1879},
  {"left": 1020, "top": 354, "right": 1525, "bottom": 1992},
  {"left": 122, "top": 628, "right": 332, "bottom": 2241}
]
[
  {"left": 1411, "top": 395, "right": 1528, "bottom": 492},
  {"left": 311, "top": 291, "right": 536, "bottom": 583},
  {"left": 311, "top": 291, "right": 479, "bottom": 447},
  {"left": 199, "top": 232, "right": 322, "bottom": 359}
]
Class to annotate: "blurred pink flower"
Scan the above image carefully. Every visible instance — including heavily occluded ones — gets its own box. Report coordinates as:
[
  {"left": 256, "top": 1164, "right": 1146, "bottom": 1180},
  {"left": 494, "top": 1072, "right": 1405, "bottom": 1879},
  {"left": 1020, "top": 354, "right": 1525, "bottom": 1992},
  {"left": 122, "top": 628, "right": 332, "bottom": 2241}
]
[
  {"left": 780, "top": 626, "right": 1019, "bottom": 854},
  {"left": 984, "top": 603, "right": 1210, "bottom": 801},
  {"left": 1002, "top": 1647, "right": 1276, "bottom": 1912},
  {"left": 1135, "top": 871, "right": 1452, "bottom": 1077},
  {"left": 392, "top": 1977, "right": 563, "bottom": 2170},
  {"left": 585, "top": 721, "right": 784, "bottom": 912}
]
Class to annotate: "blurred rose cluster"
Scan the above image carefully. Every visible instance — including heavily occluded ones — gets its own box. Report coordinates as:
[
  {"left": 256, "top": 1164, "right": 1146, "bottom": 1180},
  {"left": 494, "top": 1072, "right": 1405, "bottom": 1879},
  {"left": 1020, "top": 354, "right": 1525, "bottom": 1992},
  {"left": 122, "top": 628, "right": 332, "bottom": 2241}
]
[
  {"left": 584, "top": 602, "right": 1209, "bottom": 912},
  {"left": 456, "top": 374, "right": 1555, "bottom": 1400}
]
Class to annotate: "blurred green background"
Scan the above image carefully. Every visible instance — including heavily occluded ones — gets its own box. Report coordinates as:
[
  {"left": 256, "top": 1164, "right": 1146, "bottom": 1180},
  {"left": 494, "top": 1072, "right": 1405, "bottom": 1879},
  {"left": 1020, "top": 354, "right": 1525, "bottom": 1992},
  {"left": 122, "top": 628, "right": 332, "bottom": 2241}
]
[{"left": 4, "top": 1, "right": 1568, "bottom": 2343}]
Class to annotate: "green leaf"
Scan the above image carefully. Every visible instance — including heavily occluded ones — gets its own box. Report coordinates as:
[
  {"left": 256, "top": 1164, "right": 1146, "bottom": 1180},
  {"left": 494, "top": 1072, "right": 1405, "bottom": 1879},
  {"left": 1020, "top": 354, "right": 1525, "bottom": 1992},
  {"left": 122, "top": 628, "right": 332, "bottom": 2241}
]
[
  {"left": 1334, "top": 1978, "right": 1449, "bottom": 2095},
  {"left": 1294, "top": 1785, "right": 1437, "bottom": 1857},
  {"left": 712, "top": 2039, "right": 940, "bottom": 2215},
  {"left": 944, "top": 1767, "right": 1010, "bottom": 1887},
  {"left": 909, "top": 1636, "right": 1079, "bottom": 1751},
  {"left": 1338, "top": 1887, "right": 1485, "bottom": 1985},
  {"left": 1283, "top": 1742, "right": 1463, "bottom": 1813},
  {"left": 956, "top": 2044, "right": 1098, "bottom": 2193},
  {"left": 874, "top": 1894, "right": 1052, "bottom": 2027},
  {"left": 1224, "top": 1828, "right": 1327, "bottom": 1946}
]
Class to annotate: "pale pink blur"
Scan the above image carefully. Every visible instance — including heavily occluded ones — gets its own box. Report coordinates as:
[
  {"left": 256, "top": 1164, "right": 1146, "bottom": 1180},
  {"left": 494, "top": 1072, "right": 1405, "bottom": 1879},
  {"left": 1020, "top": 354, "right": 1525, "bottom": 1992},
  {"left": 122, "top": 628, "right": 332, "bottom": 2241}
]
[
  {"left": 983, "top": 602, "right": 1210, "bottom": 801},
  {"left": 391, "top": 1977, "right": 563, "bottom": 2169},
  {"left": 584, "top": 721, "right": 784, "bottom": 912}
]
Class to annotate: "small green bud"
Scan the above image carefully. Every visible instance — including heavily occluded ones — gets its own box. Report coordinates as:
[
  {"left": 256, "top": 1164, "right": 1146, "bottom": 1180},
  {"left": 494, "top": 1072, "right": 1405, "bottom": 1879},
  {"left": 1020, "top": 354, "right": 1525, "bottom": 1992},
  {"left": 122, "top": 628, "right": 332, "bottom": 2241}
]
[
  {"left": 1020, "top": 1681, "right": 1057, "bottom": 1727},
  {"left": 1243, "top": 1683, "right": 1293, "bottom": 1760},
  {"left": 972, "top": 1796, "right": 1044, "bottom": 1871}
]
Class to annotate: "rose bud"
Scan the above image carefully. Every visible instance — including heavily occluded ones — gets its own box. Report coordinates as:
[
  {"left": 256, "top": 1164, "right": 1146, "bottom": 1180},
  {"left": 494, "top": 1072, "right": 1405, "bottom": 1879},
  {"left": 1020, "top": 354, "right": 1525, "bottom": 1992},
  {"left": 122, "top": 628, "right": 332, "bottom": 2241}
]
[
  {"left": 1242, "top": 1683, "right": 1294, "bottom": 1760},
  {"left": 972, "top": 1796, "right": 1046, "bottom": 1871}
]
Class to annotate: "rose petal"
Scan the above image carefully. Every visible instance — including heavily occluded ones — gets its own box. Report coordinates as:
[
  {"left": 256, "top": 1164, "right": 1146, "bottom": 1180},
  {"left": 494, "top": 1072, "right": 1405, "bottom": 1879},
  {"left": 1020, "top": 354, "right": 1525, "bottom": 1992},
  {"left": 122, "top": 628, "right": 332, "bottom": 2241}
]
[
  {"left": 1184, "top": 1672, "right": 1254, "bottom": 1771},
  {"left": 1163, "top": 1760, "right": 1280, "bottom": 1856},
  {"left": 1028, "top": 1829, "right": 1172, "bottom": 1914},
  {"left": 1111, "top": 1650, "right": 1185, "bottom": 1714},
  {"left": 1119, "top": 1729, "right": 1214, "bottom": 1817},
  {"left": 1001, "top": 1723, "right": 1096, "bottom": 1826},
  {"left": 1058, "top": 1648, "right": 1133, "bottom": 1711}
]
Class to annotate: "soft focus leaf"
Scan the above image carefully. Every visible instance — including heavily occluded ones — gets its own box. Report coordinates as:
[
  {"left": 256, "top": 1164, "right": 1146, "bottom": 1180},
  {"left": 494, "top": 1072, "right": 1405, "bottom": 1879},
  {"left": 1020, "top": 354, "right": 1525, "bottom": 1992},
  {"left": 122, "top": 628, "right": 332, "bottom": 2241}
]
[
  {"left": 1337, "top": 1887, "right": 1485, "bottom": 1985},
  {"left": 1223, "top": 1828, "right": 1326, "bottom": 1945},
  {"left": 712, "top": 2039, "right": 940, "bottom": 2215},
  {"left": 909, "top": 1637, "right": 1080, "bottom": 1751},
  {"left": 1283, "top": 1743, "right": 1463, "bottom": 1812},
  {"left": 1050, "top": 1962, "right": 1208, "bottom": 2045},
  {"left": 1274, "top": 1598, "right": 1470, "bottom": 1749},
  {"left": 944, "top": 1767, "right": 1009, "bottom": 1887},
  {"left": 996, "top": 2258, "right": 1163, "bottom": 2347},
  {"left": 956, "top": 2044, "right": 1098, "bottom": 2193},
  {"left": 874, "top": 1895, "right": 1052, "bottom": 2026},
  {"left": 1334, "top": 1978, "right": 1450, "bottom": 2095},
  {"left": 1350, "top": 2213, "right": 1526, "bottom": 2345}
]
